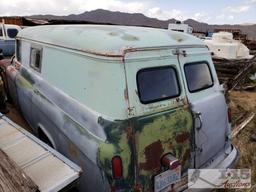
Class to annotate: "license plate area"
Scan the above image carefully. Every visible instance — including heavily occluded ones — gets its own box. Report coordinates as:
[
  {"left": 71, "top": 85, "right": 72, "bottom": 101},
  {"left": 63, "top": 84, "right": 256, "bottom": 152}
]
[{"left": 154, "top": 166, "right": 181, "bottom": 192}]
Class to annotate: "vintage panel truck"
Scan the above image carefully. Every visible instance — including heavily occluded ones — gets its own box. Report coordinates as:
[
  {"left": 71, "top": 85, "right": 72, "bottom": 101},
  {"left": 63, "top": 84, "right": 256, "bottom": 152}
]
[{"left": 0, "top": 25, "right": 238, "bottom": 191}]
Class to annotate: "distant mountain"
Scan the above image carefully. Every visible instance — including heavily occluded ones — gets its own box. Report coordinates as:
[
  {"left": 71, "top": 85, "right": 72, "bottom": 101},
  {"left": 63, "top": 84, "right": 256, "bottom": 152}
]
[
  {"left": 30, "top": 9, "right": 177, "bottom": 28},
  {"left": 29, "top": 9, "right": 256, "bottom": 40}
]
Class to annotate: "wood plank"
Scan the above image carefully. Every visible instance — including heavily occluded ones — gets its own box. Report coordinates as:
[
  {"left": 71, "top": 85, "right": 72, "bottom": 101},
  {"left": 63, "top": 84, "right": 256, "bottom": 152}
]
[
  {"left": 232, "top": 112, "right": 255, "bottom": 138},
  {"left": 0, "top": 149, "right": 38, "bottom": 192}
]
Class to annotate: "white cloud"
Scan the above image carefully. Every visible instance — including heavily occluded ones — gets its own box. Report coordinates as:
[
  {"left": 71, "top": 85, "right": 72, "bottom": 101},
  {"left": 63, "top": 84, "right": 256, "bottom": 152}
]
[
  {"left": 225, "top": 5, "right": 250, "bottom": 13},
  {"left": 0, "top": 0, "right": 184, "bottom": 21},
  {"left": 0, "top": 0, "right": 253, "bottom": 24},
  {"left": 0, "top": 0, "right": 187, "bottom": 21},
  {"left": 228, "top": 15, "right": 234, "bottom": 20},
  {"left": 147, "top": 7, "right": 184, "bottom": 20},
  {"left": 191, "top": 12, "right": 211, "bottom": 22}
]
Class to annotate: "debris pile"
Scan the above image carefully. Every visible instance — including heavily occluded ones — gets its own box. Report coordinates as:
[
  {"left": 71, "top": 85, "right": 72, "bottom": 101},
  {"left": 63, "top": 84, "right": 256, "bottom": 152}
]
[
  {"left": 229, "top": 91, "right": 256, "bottom": 138},
  {"left": 213, "top": 55, "right": 256, "bottom": 91}
]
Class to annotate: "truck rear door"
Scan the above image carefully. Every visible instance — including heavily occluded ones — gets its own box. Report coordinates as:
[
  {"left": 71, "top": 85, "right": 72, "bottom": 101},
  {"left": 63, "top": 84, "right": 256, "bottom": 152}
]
[
  {"left": 124, "top": 49, "right": 193, "bottom": 191},
  {"left": 177, "top": 47, "right": 229, "bottom": 168}
]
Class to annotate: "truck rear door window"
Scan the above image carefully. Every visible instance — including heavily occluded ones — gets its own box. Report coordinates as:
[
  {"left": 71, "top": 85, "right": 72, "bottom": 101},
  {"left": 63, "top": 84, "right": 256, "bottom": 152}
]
[
  {"left": 184, "top": 62, "right": 213, "bottom": 92},
  {"left": 137, "top": 66, "right": 180, "bottom": 104}
]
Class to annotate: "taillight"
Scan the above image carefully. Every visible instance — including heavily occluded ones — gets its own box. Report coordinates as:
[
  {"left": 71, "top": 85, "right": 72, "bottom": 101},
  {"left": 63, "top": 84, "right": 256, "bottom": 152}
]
[
  {"left": 228, "top": 107, "right": 232, "bottom": 123},
  {"left": 161, "top": 153, "right": 180, "bottom": 170},
  {"left": 111, "top": 156, "right": 122, "bottom": 179}
]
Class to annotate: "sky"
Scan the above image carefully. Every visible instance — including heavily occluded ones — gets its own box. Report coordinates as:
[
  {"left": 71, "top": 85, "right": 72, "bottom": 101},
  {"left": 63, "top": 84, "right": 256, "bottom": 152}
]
[{"left": 0, "top": 0, "right": 255, "bottom": 24}]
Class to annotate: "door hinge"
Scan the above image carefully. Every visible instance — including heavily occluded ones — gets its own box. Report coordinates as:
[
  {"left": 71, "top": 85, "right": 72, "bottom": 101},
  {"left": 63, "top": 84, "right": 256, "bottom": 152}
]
[{"left": 172, "top": 49, "right": 187, "bottom": 57}]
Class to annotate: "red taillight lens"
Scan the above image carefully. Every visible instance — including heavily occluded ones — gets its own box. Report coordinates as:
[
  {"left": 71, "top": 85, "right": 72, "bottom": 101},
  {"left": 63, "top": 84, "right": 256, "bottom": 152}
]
[
  {"left": 112, "top": 156, "right": 122, "bottom": 179},
  {"left": 228, "top": 107, "right": 232, "bottom": 123},
  {"left": 161, "top": 153, "right": 180, "bottom": 170}
]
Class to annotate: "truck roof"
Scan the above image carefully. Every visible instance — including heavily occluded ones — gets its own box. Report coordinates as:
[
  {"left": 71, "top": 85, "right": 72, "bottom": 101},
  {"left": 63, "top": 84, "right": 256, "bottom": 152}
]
[{"left": 17, "top": 25, "right": 205, "bottom": 56}]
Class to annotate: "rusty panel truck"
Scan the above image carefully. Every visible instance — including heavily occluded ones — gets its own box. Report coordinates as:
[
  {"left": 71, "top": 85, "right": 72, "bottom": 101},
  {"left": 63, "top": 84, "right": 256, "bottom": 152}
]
[{"left": 0, "top": 25, "right": 238, "bottom": 191}]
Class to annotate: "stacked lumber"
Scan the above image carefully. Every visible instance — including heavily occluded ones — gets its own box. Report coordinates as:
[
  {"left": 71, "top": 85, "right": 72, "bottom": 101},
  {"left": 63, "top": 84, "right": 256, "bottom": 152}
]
[
  {"left": 0, "top": 149, "right": 38, "bottom": 192},
  {"left": 213, "top": 56, "right": 256, "bottom": 90}
]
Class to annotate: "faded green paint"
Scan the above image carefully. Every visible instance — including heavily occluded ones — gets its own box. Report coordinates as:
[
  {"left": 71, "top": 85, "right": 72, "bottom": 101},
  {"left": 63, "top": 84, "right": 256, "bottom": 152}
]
[
  {"left": 98, "top": 142, "right": 115, "bottom": 176},
  {"left": 16, "top": 75, "right": 33, "bottom": 89},
  {"left": 121, "top": 34, "right": 139, "bottom": 41},
  {"left": 20, "top": 68, "right": 35, "bottom": 85},
  {"left": 135, "top": 107, "right": 192, "bottom": 189},
  {"left": 34, "top": 89, "right": 54, "bottom": 105},
  {"left": 98, "top": 119, "right": 134, "bottom": 189},
  {"left": 98, "top": 106, "right": 193, "bottom": 190},
  {"left": 99, "top": 133, "right": 131, "bottom": 177},
  {"left": 41, "top": 47, "right": 127, "bottom": 120},
  {"left": 16, "top": 68, "right": 36, "bottom": 89},
  {"left": 62, "top": 114, "right": 103, "bottom": 142}
]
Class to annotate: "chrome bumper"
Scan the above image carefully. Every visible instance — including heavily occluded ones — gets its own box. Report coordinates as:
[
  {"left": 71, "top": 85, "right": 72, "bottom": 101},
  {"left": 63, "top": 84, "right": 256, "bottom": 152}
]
[{"left": 182, "top": 145, "right": 239, "bottom": 192}]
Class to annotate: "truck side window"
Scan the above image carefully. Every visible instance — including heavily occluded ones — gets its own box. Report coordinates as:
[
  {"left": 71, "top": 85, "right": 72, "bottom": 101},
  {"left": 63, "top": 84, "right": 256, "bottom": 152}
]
[
  {"left": 7, "top": 29, "right": 18, "bottom": 38},
  {"left": 30, "top": 47, "right": 42, "bottom": 72},
  {"left": 137, "top": 66, "right": 180, "bottom": 104},
  {"left": 184, "top": 62, "right": 213, "bottom": 92}
]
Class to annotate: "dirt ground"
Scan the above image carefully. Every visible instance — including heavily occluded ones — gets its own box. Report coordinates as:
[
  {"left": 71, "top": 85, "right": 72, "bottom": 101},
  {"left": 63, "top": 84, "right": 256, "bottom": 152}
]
[
  {"left": 229, "top": 91, "right": 256, "bottom": 192},
  {"left": 5, "top": 103, "right": 32, "bottom": 132}
]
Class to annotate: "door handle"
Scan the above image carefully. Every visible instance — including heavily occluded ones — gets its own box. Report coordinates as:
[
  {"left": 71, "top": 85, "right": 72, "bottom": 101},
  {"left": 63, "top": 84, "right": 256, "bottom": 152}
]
[{"left": 194, "top": 112, "right": 203, "bottom": 130}]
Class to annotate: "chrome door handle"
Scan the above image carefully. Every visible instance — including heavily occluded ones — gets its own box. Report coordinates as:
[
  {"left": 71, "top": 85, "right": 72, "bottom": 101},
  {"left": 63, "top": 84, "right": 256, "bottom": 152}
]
[{"left": 194, "top": 112, "right": 203, "bottom": 130}]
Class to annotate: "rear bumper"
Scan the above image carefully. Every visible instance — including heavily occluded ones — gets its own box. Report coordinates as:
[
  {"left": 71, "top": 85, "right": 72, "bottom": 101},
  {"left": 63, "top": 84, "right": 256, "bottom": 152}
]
[
  {"left": 216, "top": 144, "right": 239, "bottom": 169},
  {"left": 118, "top": 145, "right": 239, "bottom": 192},
  {"left": 182, "top": 144, "right": 239, "bottom": 192}
]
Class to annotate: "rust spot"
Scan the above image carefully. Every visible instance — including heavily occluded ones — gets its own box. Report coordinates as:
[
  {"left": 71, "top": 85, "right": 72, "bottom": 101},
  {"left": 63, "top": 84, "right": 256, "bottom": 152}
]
[
  {"left": 140, "top": 140, "right": 164, "bottom": 171},
  {"left": 168, "top": 142, "right": 173, "bottom": 150},
  {"left": 175, "top": 132, "right": 190, "bottom": 144},
  {"left": 108, "top": 32, "right": 119, "bottom": 36},
  {"left": 68, "top": 142, "right": 79, "bottom": 158},
  {"left": 126, "top": 127, "right": 133, "bottom": 139},
  {"left": 134, "top": 183, "right": 143, "bottom": 192},
  {"left": 124, "top": 88, "right": 129, "bottom": 100}
]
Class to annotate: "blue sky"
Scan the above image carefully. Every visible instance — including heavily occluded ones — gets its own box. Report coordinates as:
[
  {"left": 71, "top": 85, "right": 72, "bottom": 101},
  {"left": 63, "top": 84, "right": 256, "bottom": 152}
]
[{"left": 0, "top": 0, "right": 255, "bottom": 24}]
